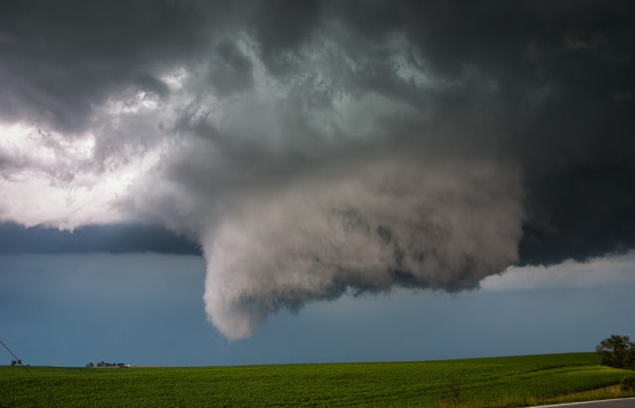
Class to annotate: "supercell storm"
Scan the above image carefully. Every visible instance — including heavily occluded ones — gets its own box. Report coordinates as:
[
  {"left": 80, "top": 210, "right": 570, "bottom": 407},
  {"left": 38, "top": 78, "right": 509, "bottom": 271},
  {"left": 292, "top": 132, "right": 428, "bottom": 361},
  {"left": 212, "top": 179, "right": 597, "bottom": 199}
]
[{"left": 1, "top": 1, "right": 634, "bottom": 338}]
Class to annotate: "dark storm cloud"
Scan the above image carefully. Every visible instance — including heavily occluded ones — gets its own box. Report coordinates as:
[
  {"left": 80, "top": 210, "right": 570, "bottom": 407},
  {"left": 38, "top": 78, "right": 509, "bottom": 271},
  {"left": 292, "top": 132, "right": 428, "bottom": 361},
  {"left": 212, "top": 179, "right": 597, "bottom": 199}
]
[
  {"left": 507, "top": 3, "right": 635, "bottom": 265},
  {"left": 0, "top": 222, "right": 201, "bottom": 255},
  {"left": 0, "top": 0, "right": 217, "bottom": 132},
  {"left": 134, "top": 73, "right": 170, "bottom": 99},
  {"left": 208, "top": 40, "right": 255, "bottom": 96},
  {"left": 2, "top": 0, "right": 635, "bottom": 338},
  {"left": 330, "top": 0, "right": 635, "bottom": 266},
  {"left": 247, "top": 0, "right": 323, "bottom": 75}
]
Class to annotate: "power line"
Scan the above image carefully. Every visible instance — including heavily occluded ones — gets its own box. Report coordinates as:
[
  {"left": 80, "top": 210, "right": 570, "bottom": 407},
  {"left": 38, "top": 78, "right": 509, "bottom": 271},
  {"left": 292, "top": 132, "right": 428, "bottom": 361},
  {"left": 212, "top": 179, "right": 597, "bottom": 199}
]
[{"left": 0, "top": 335, "right": 57, "bottom": 407}]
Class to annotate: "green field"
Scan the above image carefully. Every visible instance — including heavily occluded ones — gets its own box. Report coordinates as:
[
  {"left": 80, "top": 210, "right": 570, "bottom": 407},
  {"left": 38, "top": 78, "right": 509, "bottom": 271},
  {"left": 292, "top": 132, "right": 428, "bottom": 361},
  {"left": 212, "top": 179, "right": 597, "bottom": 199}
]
[{"left": 1, "top": 353, "right": 633, "bottom": 408}]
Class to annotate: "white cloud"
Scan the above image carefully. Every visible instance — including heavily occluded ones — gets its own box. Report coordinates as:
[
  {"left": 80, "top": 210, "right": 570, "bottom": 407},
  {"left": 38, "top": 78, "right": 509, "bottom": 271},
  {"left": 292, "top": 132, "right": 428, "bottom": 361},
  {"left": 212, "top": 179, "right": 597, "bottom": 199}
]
[
  {"left": 481, "top": 251, "right": 635, "bottom": 291},
  {"left": 0, "top": 117, "right": 167, "bottom": 229}
]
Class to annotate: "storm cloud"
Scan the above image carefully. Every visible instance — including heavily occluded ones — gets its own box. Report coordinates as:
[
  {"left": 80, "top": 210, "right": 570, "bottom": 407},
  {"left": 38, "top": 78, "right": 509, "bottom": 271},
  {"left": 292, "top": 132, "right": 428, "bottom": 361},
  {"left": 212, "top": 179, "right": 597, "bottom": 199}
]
[{"left": 1, "top": 1, "right": 634, "bottom": 338}]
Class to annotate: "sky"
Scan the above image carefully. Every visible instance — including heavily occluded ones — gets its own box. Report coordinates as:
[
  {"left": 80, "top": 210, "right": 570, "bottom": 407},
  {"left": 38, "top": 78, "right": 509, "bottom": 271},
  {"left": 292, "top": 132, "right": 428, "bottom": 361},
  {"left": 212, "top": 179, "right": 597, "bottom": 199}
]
[{"left": 1, "top": 1, "right": 634, "bottom": 366}]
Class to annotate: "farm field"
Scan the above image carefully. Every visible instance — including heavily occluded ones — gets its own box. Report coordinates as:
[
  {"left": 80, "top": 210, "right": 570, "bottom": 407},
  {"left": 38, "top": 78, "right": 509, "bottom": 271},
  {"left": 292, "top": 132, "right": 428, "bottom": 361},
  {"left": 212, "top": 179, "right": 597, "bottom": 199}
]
[{"left": 1, "top": 352, "right": 633, "bottom": 408}]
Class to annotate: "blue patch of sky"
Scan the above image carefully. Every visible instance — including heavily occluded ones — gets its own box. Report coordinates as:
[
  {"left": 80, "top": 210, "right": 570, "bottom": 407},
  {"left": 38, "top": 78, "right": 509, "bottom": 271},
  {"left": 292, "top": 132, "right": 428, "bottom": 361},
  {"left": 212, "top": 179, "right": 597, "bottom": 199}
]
[{"left": 1, "top": 253, "right": 634, "bottom": 367}]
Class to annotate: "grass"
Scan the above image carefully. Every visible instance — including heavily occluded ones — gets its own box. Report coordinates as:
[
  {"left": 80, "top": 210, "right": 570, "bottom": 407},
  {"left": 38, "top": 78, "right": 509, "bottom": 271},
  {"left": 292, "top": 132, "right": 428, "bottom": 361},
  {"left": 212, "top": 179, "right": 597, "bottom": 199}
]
[{"left": 0, "top": 352, "right": 633, "bottom": 408}]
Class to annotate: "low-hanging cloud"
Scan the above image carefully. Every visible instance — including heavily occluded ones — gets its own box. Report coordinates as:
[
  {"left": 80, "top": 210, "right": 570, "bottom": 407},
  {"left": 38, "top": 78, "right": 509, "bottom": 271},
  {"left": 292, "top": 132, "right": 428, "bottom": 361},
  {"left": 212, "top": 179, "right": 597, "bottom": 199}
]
[
  {"left": 1, "top": 1, "right": 634, "bottom": 339},
  {"left": 200, "top": 158, "right": 523, "bottom": 338}
]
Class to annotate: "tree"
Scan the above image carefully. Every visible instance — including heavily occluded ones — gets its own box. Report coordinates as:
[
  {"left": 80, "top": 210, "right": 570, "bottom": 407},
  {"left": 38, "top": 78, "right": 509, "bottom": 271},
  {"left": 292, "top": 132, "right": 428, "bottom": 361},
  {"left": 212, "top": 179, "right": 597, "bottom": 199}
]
[
  {"left": 85, "top": 362, "right": 94, "bottom": 368},
  {"left": 595, "top": 334, "right": 635, "bottom": 369}
]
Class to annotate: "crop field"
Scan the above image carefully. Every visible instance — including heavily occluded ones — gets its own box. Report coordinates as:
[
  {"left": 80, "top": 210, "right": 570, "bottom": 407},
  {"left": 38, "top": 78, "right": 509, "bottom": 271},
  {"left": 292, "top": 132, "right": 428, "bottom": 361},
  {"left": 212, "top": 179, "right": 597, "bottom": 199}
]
[{"left": 1, "top": 353, "right": 633, "bottom": 408}]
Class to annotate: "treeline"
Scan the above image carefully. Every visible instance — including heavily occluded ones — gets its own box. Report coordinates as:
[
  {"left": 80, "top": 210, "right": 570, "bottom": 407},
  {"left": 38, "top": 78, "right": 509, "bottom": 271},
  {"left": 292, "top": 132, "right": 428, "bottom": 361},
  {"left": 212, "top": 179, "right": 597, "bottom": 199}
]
[{"left": 85, "top": 361, "right": 127, "bottom": 368}]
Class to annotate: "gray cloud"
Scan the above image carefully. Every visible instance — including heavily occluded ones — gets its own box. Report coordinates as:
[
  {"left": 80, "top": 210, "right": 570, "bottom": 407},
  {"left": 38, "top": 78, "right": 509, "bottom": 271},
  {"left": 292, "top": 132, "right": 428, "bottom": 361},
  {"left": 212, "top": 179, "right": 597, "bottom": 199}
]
[
  {"left": 0, "top": 0, "right": 221, "bottom": 132},
  {"left": 134, "top": 73, "right": 171, "bottom": 99},
  {"left": 2, "top": 1, "right": 634, "bottom": 338},
  {"left": 200, "top": 157, "right": 523, "bottom": 338},
  {"left": 208, "top": 40, "right": 254, "bottom": 96}
]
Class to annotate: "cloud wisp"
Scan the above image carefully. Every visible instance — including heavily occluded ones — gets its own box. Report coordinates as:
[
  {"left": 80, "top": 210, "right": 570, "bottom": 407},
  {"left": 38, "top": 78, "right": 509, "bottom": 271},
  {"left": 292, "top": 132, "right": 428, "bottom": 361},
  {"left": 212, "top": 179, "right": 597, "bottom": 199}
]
[{"left": 1, "top": 1, "right": 634, "bottom": 338}]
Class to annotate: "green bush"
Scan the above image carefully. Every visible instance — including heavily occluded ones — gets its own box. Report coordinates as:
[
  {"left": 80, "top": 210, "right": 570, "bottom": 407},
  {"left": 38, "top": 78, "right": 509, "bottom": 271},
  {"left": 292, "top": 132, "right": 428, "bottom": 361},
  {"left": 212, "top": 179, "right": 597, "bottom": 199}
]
[{"left": 621, "top": 376, "right": 635, "bottom": 392}]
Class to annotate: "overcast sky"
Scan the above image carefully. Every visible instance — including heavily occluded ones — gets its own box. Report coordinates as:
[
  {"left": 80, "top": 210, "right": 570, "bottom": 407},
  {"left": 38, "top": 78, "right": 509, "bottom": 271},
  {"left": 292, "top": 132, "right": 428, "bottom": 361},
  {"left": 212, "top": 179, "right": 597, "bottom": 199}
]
[{"left": 1, "top": 1, "right": 634, "bottom": 366}]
